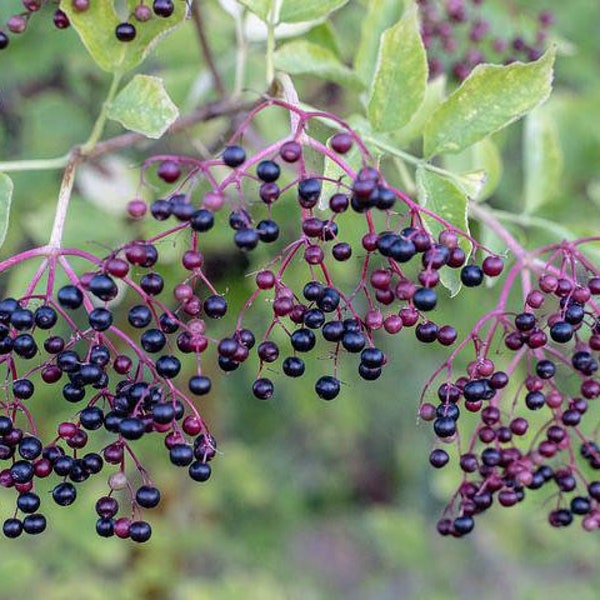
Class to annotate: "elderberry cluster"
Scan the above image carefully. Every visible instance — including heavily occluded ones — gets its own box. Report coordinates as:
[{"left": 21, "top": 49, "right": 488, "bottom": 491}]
[
  {"left": 421, "top": 246, "right": 600, "bottom": 537},
  {"left": 0, "top": 0, "right": 183, "bottom": 50},
  {"left": 417, "top": 0, "right": 553, "bottom": 81}
]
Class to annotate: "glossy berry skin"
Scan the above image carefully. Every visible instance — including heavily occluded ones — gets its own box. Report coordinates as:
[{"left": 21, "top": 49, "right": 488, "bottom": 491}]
[
  {"left": 222, "top": 145, "right": 246, "bottom": 167},
  {"left": 130, "top": 521, "right": 152, "bottom": 543},
  {"left": 3, "top": 518, "right": 23, "bottom": 538},
  {"left": 189, "top": 461, "right": 211, "bottom": 482},
  {"left": 282, "top": 356, "right": 305, "bottom": 377},
  {"left": 256, "top": 160, "right": 280, "bottom": 182},
  {"left": 460, "top": 265, "right": 484, "bottom": 287},
  {"left": 57, "top": 285, "right": 83, "bottom": 309},
  {"left": 153, "top": 0, "right": 175, "bottom": 17},
  {"left": 115, "top": 22, "right": 136, "bottom": 42},
  {"left": 315, "top": 376, "right": 340, "bottom": 400},
  {"left": 22, "top": 514, "right": 46, "bottom": 535},
  {"left": 189, "top": 375, "right": 212, "bottom": 396},
  {"left": 52, "top": 482, "right": 77, "bottom": 506},
  {"left": 413, "top": 288, "right": 437, "bottom": 311},
  {"left": 136, "top": 486, "right": 161, "bottom": 509}
]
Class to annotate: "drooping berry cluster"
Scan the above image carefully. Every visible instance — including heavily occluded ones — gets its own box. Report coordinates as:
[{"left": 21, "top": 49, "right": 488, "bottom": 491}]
[
  {"left": 417, "top": 0, "right": 553, "bottom": 80},
  {"left": 420, "top": 240, "right": 600, "bottom": 536},
  {"left": 0, "top": 0, "right": 183, "bottom": 49},
  {"left": 0, "top": 99, "right": 502, "bottom": 539}
]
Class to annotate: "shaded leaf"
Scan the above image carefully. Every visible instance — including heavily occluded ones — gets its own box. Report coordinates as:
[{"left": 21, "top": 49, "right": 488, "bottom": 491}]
[
  {"left": 417, "top": 167, "right": 471, "bottom": 296},
  {"left": 279, "top": 0, "right": 348, "bottom": 23},
  {"left": 107, "top": 75, "right": 179, "bottom": 139},
  {"left": 237, "top": 0, "right": 271, "bottom": 21},
  {"left": 424, "top": 48, "right": 555, "bottom": 157},
  {"left": 367, "top": 3, "right": 427, "bottom": 132},
  {"left": 0, "top": 173, "right": 13, "bottom": 251},
  {"left": 523, "top": 105, "right": 563, "bottom": 214},
  {"left": 274, "top": 41, "right": 364, "bottom": 90}
]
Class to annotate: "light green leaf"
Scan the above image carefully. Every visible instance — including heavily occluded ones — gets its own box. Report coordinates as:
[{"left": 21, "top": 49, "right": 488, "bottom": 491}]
[
  {"left": 107, "top": 75, "right": 179, "bottom": 139},
  {"left": 394, "top": 76, "right": 446, "bottom": 145},
  {"left": 424, "top": 48, "right": 555, "bottom": 157},
  {"left": 0, "top": 173, "right": 13, "bottom": 251},
  {"left": 417, "top": 167, "right": 471, "bottom": 296},
  {"left": 237, "top": 0, "right": 271, "bottom": 21},
  {"left": 523, "top": 105, "right": 563, "bottom": 214},
  {"left": 367, "top": 3, "right": 427, "bottom": 132},
  {"left": 304, "top": 22, "right": 342, "bottom": 58},
  {"left": 354, "top": 0, "right": 404, "bottom": 84},
  {"left": 274, "top": 41, "right": 364, "bottom": 90},
  {"left": 443, "top": 137, "right": 503, "bottom": 201},
  {"left": 61, "top": 0, "right": 187, "bottom": 73},
  {"left": 279, "top": 0, "right": 348, "bottom": 23}
]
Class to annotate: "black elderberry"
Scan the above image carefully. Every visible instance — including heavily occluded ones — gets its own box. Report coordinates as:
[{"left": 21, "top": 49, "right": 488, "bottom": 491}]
[
  {"left": 88, "top": 274, "right": 118, "bottom": 301},
  {"left": 3, "top": 518, "right": 23, "bottom": 539},
  {"left": 536, "top": 359, "right": 556, "bottom": 379},
  {"left": 252, "top": 377, "right": 274, "bottom": 400},
  {"left": 436, "top": 404, "right": 460, "bottom": 421},
  {"left": 316, "top": 288, "right": 341, "bottom": 313},
  {"left": 13, "top": 378, "right": 34, "bottom": 400},
  {"left": 10, "top": 308, "right": 34, "bottom": 330},
  {"left": 514, "top": 312, "right": 536, "bottom": 331},
  {"left": 189, "top": 461, "right": 212, "bottom": 482},
  {"left": 238, "top": 328, "right": 256, "bottom": 349},
  {"left": 22, "top": 514, "right": 46, "bottom": 535},
  {"left": 429, "top": 449, "right": 449, "bottom": 468},
  {"left": 0, "top": 298, "right": 19, "bottom": 322},
  {"left": 372, "top": 186, "right": 396, "bottom": 210},
  {"left": 256, "top": 160, "right": 280, "bottom": 182},
  {"left": 57, "top": 285, "right": 83, "bottom": 309},
  {"left": 303, "top": 281, "right": 325, "bottom": 302},
  {"left": 0, "top": 416, "right": 13, "bottom": 435},
  {"left": 550, "top": 321, "right": 574, "bottom": 343},
  {"left": 204, "top": 295, "right": 227, "bottom": 318},
  {"left": 191, "top": 208, "right": 215, "bottom": 232},
  {"left": 358, "top": 364, "right": 381, "bottom": 380},
  {"left": 52, "top": 482, "right": 77, "bottom": 506},
  {"left": 322, "top": 320, "right": 344, "bottom": 343},
  {"left": 18, "top": 437, "right": 42, "bottom": 460},
  {"left": 0, "top": 33, "right": 9, "bottom": 51},
  {"left": 153, "top": 0, "right": 174, "bottom": 17},
  {"left": 151, "top": 199, "right": 172, "bottom": 220},
  {"left": 257, "top": 219, "right": 279, "bottom": 243},
  {"left": 460, "top": 265, "right": 484, "bottom": 287},
  {"left": 360, "top": 347, "right": 384, "bottom": 368},
  {"left": 571, "top": 496, "right": 591, "bottom": 515},
  {"left": 152, "top": 402, "right": 176, "bottom": 424},
  {"left": 10, "top": 460, "right": 35, "bottom": 484},
  {"left": 89, "top": 308, "right": 113, "bottom": 332},
  {"left": 390, "top": 238, "right": 416, "bottom": 263},
  {"left": 96, "top": 518, "right": 114, "bottom": 538},
  {"left": 565, "top": 303, "right": 585, "bottom": 325},
  {"left": 189, "top": 375, "right": 212, "bottom": 395},
  {"left": 13, "top": 334, "right": 37, "bottom": 359},
  {"left": 453, "top": 515, "right": 475, "bottom": 535},
  {"left": 342, "top": 331, "right": 366, "bottom": 352},
  {"left": 33, "top": 305, "right": 58, "bottom": 329},
  {"left": 17, "top": 492, "right": 40, "bottom": 514},
  {"left": 155, "top": 355, "right": 181, "bottom": 378},
  {"left": 170, "top": 444, "right": 194, "bottom": 466},
  {"left": 315, "top": 376, "right": 341, "bottom": 400},
  {"left": 222, "top": 145, "right": 246, "bottom": 167},
  {"left": 119, "top": 417, "right": 145, "bottom": 440},
  {"left": 258, "top": 341, "right": 279, "bottom": 362},
  {"left": 115, "top": 22, "right": 136, "bottom": 41},
  {"left": 297, "top": 178, "right": 322, "bottom": 208},
  {"left": 234, "top": 228, "right": 260, "bottom": 250},
  {"left": 415, "top": 322, "right": 439, "bottom": 343},
  {"left": 136, "top": 486, "right": 161, "bottom": 508},
  {"left": 290, "top": 328, "right": 316, "bottom": 352},
  {"left": 413, "top": 288, "right": 437, "bottom": 311},
  {"left": 282, "top": 356, "right": 305, "bottom": 377},
  {"left": 130, "top": 520, "right": 152, "bottom": 543},
  {"left": 141, "top": 329, "right": 167, "bottom": 353},
  {"left": 54, "top": 456, "right": 74, "bottom": 477},
  {"left": 433, "top": 417, "right": 456, "bottom": 438}
]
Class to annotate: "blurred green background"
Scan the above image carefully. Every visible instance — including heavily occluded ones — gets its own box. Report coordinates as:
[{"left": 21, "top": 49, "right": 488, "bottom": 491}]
[{"left": 2, "top": 1, "right": 600, "bottom": 598}]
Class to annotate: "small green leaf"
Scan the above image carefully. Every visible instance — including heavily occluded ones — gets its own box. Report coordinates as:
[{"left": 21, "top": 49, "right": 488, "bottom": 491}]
[
  {"left": 0, "top": 173, "right": 13, "bottom": 251},
  {"left": 237, "top": 0, "right": 271, "bottom": 21},
  {"left": 417, "top": 167, "right": 471, "bottom": 296},
  {"left": 279, "top": 0, "right": 348, "bottom": 23},
  {"left": 354, "top": 0, "right": 404, "bottom": 84},
  {"left": 274, "top": 41, "right": 364, "bottom": 90},
  {"left": 108, "top": 75, "right": 179, "bottom": 139},
  {"left": 367, "top": 3, "right": 427, "bottom": 132},
  {"left": 424, "top": 48, "right": 555, "bottom": 157},
  {"left": 523, "top": 105, "right": 563, "bottom": 214},
  {"left": 443, "top": 137, "right": 503, "bottom": 201},
  {"left": 61, "top": 0, "right": 187, "bottom": 73}
]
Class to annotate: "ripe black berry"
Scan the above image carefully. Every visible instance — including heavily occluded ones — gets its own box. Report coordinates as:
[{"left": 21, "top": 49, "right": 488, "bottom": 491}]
[
  {"left": 413, "top": 287, "right": 437, "bottom": 311},
  {"left": 34, "top": 305, "right": 57, "bottom": 329},
  {"left": 222, "top": 145, "right": 246, "bottom": 167},
  {"left": 57, "top": 285, "right": 83, "bottom": 309},
  {"left": 315, "top": 376, "right": 340, "bottom": 400},
  {"left": 153, "top": 0, "right": 175, "bottom": 17},
  {"left": 136, "top": 486, "right": 161, "bottom": 509},
  {"left": 115, "top": 22, "right": 136, "bottom": 42},
  {"left": 52, "top": 482, "right": 77, "bottom": 506},
  {"left": 256, "top": 160, "right": 280, "bottom": 182},
  {"left": 130, "top": 520, "right": 152, "bottom": 543},
  {"left": 460, "top": 265, "right": 484, "bottom": 287}
]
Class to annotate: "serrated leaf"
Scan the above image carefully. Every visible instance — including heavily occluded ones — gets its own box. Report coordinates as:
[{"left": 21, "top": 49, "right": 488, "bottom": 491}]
[
  {"left": 523, "top": 105, "right": 563, "bottom": 214},
  {"left": 108, "top": 75, "right": 179, "bottom": 139},
  {"left": 237, "top": 0, "right": 271, "bottom": 21},
  {"left": 60, "top": 0, "right": 186, "bottom": 73},
  {"left": 424, "top": 48, "right": 555, "bottom": 157},
  {"left": 274, "top": 41, "right": 364, "bottom": 90},
  {"left": 367, "top": 3, "right": 427, "bottom": 132},
  {"left": 417, "top": 167, "right": 471, "bottom": 296},
  {"left": 279, "top": 0, "right": 348, "bottom": 23},
  {"left": 0, "top": 173, "right": 13, "bottom": 251},
  {"left": 354, "top": 0, "right": 404, "bottom": 84}
]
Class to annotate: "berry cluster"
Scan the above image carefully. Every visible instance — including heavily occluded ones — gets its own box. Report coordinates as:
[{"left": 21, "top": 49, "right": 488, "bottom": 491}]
[
  {"left": 0, "top": 0, "right": 182, "bottom": 50},
  {"left": 0, "top": 99, "right": 502, "bottom": 539},
  {"left": 420, "top": 240, "right": 600, "bottom": 536},
  {"left": 417, "top": 0, "right": 553, "bottom": 80}
]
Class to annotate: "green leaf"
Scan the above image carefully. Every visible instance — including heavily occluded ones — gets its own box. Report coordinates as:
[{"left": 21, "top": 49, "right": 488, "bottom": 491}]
[
  {"left": 424, "top": 48, "right": 555, "bottom": 157},
  {"left": 417, "top": 167, "right": 471, "bottom": 296},
  {"left": 0, "top": 173, "right": 13, "bottom": 251},
  {"left": 274, "top": 41, "right": 364, "bottom": 90},
  {"left": 443, "top": 137, "right": 503, "bottom": 201},
  {"left": 237, "top": 0, "right": 271, "bottom": 21},
  {"left": 303, "top": 22, "right": 342, "bottom": 58},
  {"left": 354, "top": 0, "right": 404, "bottom": 84},
  {"left": 279, "top": 0, "right": 348, "bottom": 23},
  {"left": 523, "top": 105, "right": 563, "bottom": 214},
  {"left": 107, "top": 75, "right": 179, "bottom": 139},
  {"left": 367, "top": 3, "right": 427, "bottom": 133},
  {"left": 60, "top": 0, "right": 187, "bottom": 73}
]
